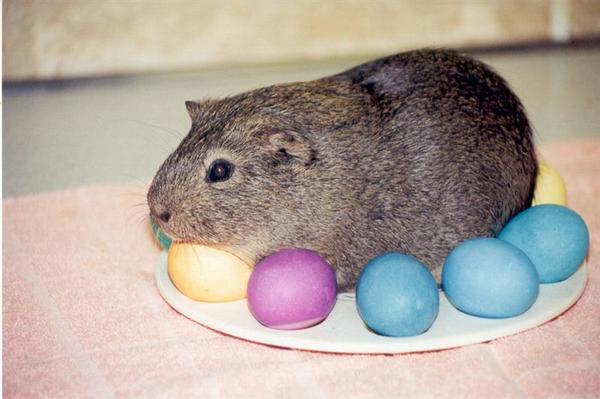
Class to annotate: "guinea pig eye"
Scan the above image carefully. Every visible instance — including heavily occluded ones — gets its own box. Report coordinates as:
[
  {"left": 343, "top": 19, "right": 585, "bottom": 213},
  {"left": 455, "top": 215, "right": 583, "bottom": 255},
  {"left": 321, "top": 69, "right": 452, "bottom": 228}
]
[{"left": 207, "top": 159, "right": 234, "bottom": 183}]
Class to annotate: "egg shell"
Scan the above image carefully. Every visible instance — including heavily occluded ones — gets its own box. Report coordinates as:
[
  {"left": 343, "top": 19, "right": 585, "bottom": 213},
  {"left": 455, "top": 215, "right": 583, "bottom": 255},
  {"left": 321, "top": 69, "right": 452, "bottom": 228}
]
[
  {"left": 498, "top": 204, "right": 589, "bottom": 283},
  {"left": 356, "top": 253, "right": 439, "bottom": 337},
  {"left": 442, "top": 238, "right": 539, "bottom": 318},
  {"left": 247, "top": 248, "right": 337, "bottom": 330},
  {"left": 532, "top": 162, "right": 567, "bottom": 206},
  {"left": 151, "top": 220, "right": 172, "bottom": 251},
  {"left": 168, "top": 243, "right": 251, "bottom": 302}
]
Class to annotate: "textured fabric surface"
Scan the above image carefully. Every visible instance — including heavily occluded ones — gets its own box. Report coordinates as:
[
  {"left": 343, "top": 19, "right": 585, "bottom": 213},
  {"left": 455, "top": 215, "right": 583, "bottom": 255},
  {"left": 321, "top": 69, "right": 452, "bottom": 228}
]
[{"left": 3, "top": 139, "right": 599, "bottom": 398}]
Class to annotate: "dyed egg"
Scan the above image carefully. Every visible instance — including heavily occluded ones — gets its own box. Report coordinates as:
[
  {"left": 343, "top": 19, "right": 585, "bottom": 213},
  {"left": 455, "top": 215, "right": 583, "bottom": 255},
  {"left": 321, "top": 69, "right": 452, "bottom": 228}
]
[
  {"left": 247, "top": 248, "right": 337, "bottom": 330},
  {"left": 442, "top": 238, "right": 539, "bottom": 318},
  {"left": 499, "top": 204, "right": 589, "bottom": 283},
  {"left": 356, "top": 253, "right": 439, "bottom": 337},
  {"left": 151, "top": 220, "right": 172, "bottom": 250},
  {"left": 532, "top": 162, "right": 567, "bottom": 206},
  {"left": 168, "top": 243, "right": 251, "bottom": 302}
]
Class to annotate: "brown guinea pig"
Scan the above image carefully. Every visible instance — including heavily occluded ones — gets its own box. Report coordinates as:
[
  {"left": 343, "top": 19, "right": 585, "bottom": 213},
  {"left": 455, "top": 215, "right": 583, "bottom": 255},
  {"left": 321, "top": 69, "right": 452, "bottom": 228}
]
[{"left": 147, "top": 49, "right": 537, "bottom": 291}]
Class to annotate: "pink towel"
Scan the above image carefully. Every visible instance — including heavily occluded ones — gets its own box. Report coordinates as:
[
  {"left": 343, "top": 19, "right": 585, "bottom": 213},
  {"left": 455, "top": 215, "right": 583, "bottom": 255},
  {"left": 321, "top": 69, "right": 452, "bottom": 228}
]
[{"left": 4, "top": 139, "right": 600, "bottom": 398}]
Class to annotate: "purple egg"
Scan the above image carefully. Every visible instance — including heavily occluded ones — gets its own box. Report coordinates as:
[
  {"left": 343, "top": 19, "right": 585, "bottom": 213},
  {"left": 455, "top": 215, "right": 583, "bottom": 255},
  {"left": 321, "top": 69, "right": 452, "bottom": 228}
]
[{"left": 247, "top": 248, "right": 338, "bottom": 330}]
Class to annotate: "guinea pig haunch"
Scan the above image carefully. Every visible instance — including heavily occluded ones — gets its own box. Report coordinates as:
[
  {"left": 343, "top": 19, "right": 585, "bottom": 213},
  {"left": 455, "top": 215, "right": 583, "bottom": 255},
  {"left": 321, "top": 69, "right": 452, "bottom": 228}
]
[{"left": 147, "top": 49, "right": 537, "bottom": 292}]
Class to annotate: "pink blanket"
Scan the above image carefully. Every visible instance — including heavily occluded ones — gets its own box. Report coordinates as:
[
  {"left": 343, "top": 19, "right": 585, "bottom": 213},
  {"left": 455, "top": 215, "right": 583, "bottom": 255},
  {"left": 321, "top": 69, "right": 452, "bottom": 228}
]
[{"left": 4, "top": 139, "right": 600, "bottom": 398}]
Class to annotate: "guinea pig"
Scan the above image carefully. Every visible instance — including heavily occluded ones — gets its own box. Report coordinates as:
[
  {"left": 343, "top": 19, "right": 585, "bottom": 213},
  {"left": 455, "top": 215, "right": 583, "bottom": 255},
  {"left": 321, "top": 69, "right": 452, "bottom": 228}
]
[{"left": 147, "top": 49, "right": 537, "bottom": 291}]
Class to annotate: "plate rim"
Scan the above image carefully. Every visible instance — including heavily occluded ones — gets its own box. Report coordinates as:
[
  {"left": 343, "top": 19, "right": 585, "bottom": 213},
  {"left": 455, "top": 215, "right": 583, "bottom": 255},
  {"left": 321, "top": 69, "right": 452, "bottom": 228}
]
[{"left": 155, "top": 253, "right": 588, "bottom": 354}]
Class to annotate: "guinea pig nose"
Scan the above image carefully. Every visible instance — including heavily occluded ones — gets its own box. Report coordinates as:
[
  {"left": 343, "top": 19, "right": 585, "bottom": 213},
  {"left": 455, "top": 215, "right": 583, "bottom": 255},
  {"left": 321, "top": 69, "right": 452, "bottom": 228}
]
[{"left": 159, "top": 211, "right": 171, "bottom": 223}]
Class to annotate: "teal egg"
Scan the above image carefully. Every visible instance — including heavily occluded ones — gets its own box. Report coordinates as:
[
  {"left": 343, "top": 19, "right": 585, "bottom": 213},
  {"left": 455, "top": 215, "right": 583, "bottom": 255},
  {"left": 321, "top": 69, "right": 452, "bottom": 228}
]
[
  {"left": 356, "top": 253, "right": 439, "bottom": 337},
  {"left": 150, "top": 220, "right": 172, "bottom": 251},
  {"left": 442, "top": 238, "right": 539, "bottom": 318},
  {"left": 498, "top": 205, "right": 589, "bottom": 283}
]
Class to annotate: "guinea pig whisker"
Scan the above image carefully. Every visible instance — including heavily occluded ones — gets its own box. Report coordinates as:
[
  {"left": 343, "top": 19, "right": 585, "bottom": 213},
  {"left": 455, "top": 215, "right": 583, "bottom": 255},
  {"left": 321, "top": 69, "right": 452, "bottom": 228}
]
[
  {"left": 125, "top": 207, "right": 150, "bottom": 224},
  {"left": 136, "top": 215, "right": 151, "bottom": 231},
  {"left": 127, "top": 119, "right": 183, "bottom": 154},
  {"left": 131, "top": 119, "right": 184, "bottom": 140},
  {"left": 124, "top": 213, "right": 149, "bottom": 233},
  {"left": 116, "top": 185, "right": 150, "bottom": 202}
]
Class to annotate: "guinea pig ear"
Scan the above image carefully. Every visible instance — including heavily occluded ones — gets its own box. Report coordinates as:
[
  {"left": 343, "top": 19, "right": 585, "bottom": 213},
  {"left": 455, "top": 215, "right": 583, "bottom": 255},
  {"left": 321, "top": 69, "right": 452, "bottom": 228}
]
[
  {"left": 267, "top": 130, "right": 317, "bottom": 166},
  {"left": 185, "top": 101, "right": 202, "bottom": 121}
]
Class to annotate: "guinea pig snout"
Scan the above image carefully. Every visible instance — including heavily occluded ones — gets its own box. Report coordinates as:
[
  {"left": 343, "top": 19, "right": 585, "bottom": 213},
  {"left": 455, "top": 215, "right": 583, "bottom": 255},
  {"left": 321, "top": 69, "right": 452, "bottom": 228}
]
[
  {"left": 158, "top": 210, "right": 171, "bottom": 223},
  {"left": 149, "top": 203, "right": 172, "bottom": 225},
  {"left": 147, "top": 189, "right": 175, "bottom": 228}
]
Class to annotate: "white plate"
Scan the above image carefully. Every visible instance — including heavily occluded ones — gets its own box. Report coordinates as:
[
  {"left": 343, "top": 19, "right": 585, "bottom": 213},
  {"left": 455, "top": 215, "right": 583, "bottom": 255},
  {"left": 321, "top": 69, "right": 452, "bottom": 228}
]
[{"left": 155, "top": 254, "right": 588, "bottom": 354}]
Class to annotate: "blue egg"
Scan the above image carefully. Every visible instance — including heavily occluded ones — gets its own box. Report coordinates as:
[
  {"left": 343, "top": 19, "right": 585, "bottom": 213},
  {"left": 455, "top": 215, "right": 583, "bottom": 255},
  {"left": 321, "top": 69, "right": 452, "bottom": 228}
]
[
  {"left": 150, "top": 220, "right": 172, "bottom": 251},
  {"left": 442, "top": 238, "right": 539, "bottom": 318},
  {"left": 356, "top": 253, "right": 439, "bottom": 337},
  {"left": 498, "top": 205, "right": 589, "bottom": 283}
]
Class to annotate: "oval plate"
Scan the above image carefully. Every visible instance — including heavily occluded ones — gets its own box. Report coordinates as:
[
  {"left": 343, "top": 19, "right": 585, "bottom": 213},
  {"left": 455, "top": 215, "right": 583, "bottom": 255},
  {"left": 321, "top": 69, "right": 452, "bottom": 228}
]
[{"left": 155, "top": 254, "right": 587, "bottom": 354}]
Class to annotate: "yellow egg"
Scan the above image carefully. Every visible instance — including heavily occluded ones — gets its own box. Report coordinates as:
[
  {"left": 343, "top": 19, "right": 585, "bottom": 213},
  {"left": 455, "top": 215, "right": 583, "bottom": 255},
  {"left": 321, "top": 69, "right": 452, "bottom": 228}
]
[
  {"left": 532, "top": 162, "right": 567, "bottom": 206},
  {"left": 167, "top": 243, "right": 251, "bottom": 302}
]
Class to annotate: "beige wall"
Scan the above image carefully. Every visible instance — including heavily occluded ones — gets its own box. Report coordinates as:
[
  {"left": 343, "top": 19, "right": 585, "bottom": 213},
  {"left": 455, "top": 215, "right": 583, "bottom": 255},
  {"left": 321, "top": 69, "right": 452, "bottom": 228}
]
[{"left": 4, "top": 0, "right": 600, "bottom": 82}]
